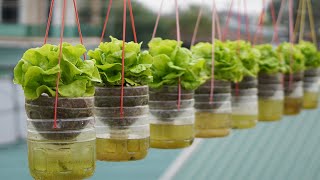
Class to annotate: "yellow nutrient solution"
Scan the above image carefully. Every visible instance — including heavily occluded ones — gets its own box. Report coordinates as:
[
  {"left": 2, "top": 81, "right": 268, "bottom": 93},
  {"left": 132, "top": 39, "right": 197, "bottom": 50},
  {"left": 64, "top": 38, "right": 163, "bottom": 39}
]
[
  {"left": 258, "top": 99, "right": 284, "bottom": 121},
  {"left": 231, "top": 115, "right": 257, "bottom": 129},
  {"left": 303, "top": 91, "right": 319, "bottom": 109},
  {"left": 284, "top": 97, "right": 303, "bottom": 115},
  {"left": 150, "top": 124, "right": 194, "bottom": 149},
  {"left": 28, "top": 140, "right": 95, "bottom": 180},
  {"left": 96, "top": 137, "right": 149, "bottom": 161},
  {"left": 195, "top": 112, "right": 231, "bottom": 138}
]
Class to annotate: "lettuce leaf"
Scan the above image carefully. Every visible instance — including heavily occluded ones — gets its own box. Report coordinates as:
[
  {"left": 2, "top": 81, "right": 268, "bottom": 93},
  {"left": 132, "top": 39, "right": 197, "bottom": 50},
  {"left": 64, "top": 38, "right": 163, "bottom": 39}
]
[
  {"left": 88, "top": 36, "right": 153, "bottom": 86},
  {"left": 191, "top": 40, "right": 244, "bottom": 82},
  {"left": 296, "top": 41, "right": 320, "bottom": 69},
  {"left": 277, "top": 42, "right": 305, "bottom": 73},
  {"left": 255, "top": 44, "right": 286, "bottom": 74},
  {"left": 148, "top": 38, "right": 207, "bottom": 90},
  {"left": 13, "top": 43, "right": 101, "bottom": 100},
  {"left": 224, "top": 40, "right": 260, "bottom": 77}
]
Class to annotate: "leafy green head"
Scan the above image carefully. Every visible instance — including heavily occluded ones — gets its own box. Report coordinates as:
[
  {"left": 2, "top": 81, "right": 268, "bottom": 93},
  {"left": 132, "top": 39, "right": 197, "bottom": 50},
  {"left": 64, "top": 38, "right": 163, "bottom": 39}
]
[
  {"left": 255, "top": 44, "right": 286, "bottom": 74},
  {"left": 148, "top": 38, "right": 207, "bottom": 90},
  {"left": 88, "top": 36, "right": 153, "bottom": 86},
  {"left": 191, "top": 40, "right": 244, "bottom": 83},
  {"left": 277, "top": 42, "right": 305, "bottom": 73},
  {"left": 13, "top": 43, "right": 101, "bottom": 100},
  {"left": 296, "top": 41, "right": 320, "bottom": 69},
  {"left": 225, "top": 40, "right": 260, "bottom": 77}
]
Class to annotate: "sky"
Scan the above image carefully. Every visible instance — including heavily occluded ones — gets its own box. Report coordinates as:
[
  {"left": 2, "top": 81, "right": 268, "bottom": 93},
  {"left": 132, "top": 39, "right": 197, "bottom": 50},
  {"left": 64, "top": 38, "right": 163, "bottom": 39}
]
[{"left": 134, "top": 0, "right": 265, "bottom": 14}]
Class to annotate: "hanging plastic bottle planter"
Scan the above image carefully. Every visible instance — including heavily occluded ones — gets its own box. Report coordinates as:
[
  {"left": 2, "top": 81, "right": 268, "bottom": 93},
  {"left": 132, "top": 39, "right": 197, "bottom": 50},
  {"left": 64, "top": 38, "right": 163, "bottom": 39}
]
[
  {"left": 90, "top": 0, "right": 151, "bottom": 161},
  {"left": 303, "top": 68, "right": 320, "bottom": 109},
  {"left": 90, "top": 37, "right": 152, "bottom": 161},
  {"left": 12, "top": 0, "right": 99, "bottom": 178},
  {"left": 277, "top": 43, "right": 305, "bottom": 115},
  {"left": 148, "top": 0, "right": 206, "bottom": 148},
  {"left": 258, "top": 72, "right": 284, "bottom": 121}
]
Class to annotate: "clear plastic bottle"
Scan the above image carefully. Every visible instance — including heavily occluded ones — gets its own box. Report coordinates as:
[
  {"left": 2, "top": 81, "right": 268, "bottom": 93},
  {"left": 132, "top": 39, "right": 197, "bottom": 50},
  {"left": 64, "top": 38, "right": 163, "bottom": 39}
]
[
  {"left": 94, "top": 86, "right": 149, "bottom": 161},
  {"left": 258, "top": 73, "right": 284, "bottom": 121},
  {"left": 231, "top": 76, "right": 258, "bottom": 129},
  {"left": 149, "top": 86, "right": 195, "bottom": 149},
  {"left": 194, "top": 80, "right": 231, "bottom": 138},
  {"left": 303, "top": 68, "right": 320, "bottom": 109},
  {"left": 25, "top": 96, "right": 96, "bottom": 180},
  {"left": 284, "top": 72, "right": 303, "bottom": 115}
]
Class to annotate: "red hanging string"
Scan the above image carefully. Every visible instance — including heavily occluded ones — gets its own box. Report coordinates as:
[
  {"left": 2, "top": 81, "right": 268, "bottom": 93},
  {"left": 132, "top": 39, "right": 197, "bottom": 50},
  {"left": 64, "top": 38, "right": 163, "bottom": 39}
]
[
  {"left": 235, "top": 0, "right": 242, "bottom": 97},
  {"left": 215, "top": 7, "right": 222, "bottom": 41},
  {"left": 253, "top": 0, "right": 266, "bottom": 45},
  {"left": 44, "top": 0, "right": 55, "bottom": 44},
  {"left": 72, "top": 0, "right": 86, "bottom": 60},
  {"left": 120, "top": 0, "right": 127, "bottom": 117},
  {"left": 100, "top": 0, "right": 113, "bottom": 43},
  {"left": 270, "top": 0, "right": 279, "bottom": 44},
  {"left": 273, "top": 0, "right": 286, "bottom": 44},
  {"left": 128, "top": 0, "right": 138, "bottom": 43},
  {"left": 53, "top": 0, "right": 67, "bottom": 129},
  {"left": 243, "top": 0, "right": 250, "bottom": 42},
  {"left": 175, "top": 0, "right": 182, "bottom": 110},
  {"left": 210, "top": 0, "right": 216, "bottom": 104},
  {"left": 152, "top": 0, "right": 164, "bottom": 39},
  {"left": 191, "top": 3, "right": 203, "bottom": 47},
  {"left": 222, "top": 0, "right": 234, "bottom": 41},
  {"left": 288, "top": 0, "right": 294, "bottom": 90}
]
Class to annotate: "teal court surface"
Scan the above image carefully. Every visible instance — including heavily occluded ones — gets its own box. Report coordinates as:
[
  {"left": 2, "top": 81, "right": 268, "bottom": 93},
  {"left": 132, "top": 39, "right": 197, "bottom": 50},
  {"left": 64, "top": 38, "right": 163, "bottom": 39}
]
[{"left": 0, "top": 108, "right": 319, "bottom": 180}]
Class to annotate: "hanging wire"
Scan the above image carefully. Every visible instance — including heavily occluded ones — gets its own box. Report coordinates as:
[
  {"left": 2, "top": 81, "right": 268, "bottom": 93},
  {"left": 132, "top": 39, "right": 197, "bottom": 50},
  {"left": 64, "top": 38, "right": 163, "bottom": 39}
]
[
  {"left": 222, "top": 0, "right": 234, "bottom": 41},
  {"left": 191, "top": 0, "right": 204, "bottom": 47},
  {"left": 120, "top": 0, "right": 127, "bottom": 117},
  {"left": 100, "top": 0, "right": 113, "bottom": 43},
  {"left": 210, "top": 0, "right": 216, "bottom": 104},
  {"left": 243, "top": 0, "right": 251, "bottom": 42},
  {"left": 152, "top": 0, "right": 164, "bottom": 39},
  {"left": 175, "top": 0, "right": 182, "bottom": 110},
  {"left": 215, "top": 6, "right": 222, "bottom": 40},
  {"left": 306, "top": 0, "right": 317, "bottom": 46},
  {"left": 128, "top": 0, "right": 138, "bottom": 43},
  {"left": 253, "top": 0, "right": 267, "bottom": 45},
  {"left": 289, "top": 0, "right": 295, "bottom": 89},
  {"left": 44, "top": 0, "right": 55, "bottom": 44},
  {"left": 53, "top": 0, "right": 67, "bottom": 129},
  {"left": 72, "top": 0, "right": 86, "bottom": 59}
]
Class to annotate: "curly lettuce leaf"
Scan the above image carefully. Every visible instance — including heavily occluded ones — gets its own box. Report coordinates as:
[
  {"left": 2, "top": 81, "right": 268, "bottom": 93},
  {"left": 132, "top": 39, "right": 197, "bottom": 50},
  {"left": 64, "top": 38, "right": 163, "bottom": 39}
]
[
  {"left": 224, "top": 40, "right": 260, "bottom": 77},
  {"left": 296, "top": 41, "right": 320, "bottom": 69},
  {"left": 88, "top": 36, "right": 153, "bottom": 86},
  {"left": 255, "top": 44, "right": 286, "bottom": 74},
  {"left": 277, "top": 42, "right": 305, "bottom": 73},
  {"left": 13, "top": 43, "right": 101, "bottom": 100},
  {"left": 148, "top": 38, "right": 207, "bottom": 90},
  {"left": 191, "top": 41, "right": 244, "bottom": 83}
]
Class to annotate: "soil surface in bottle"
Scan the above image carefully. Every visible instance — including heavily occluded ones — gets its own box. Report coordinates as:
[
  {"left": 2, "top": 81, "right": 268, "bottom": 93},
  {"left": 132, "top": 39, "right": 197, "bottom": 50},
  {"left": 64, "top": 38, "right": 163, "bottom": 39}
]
[
  {"left": 195, "top": 112, "right": 231, "bottom": 138},
  {"left": 284, "top": 97, "right": 303, "bottom": 115},
  {"left": 303, "top": 91, "right": 319, "bottom": 109},
  {"left": 28, "top": 139, "right": 95, "bottom": 180},
  {"left": 150, "top": 124, "right": 194, "bottom": 149},
  {"left": 231, "top": 115, "right": 257, "bottom": 129},
  {"left": 96, "top": 137, "right": 149, "bottom": 161},
  {"left": 258, "top": 99, "right": 283, "bottom": 121}
]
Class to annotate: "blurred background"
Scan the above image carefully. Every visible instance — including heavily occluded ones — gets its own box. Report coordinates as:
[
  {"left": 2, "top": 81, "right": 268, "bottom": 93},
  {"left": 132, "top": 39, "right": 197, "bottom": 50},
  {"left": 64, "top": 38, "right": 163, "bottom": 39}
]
[{"left": 0, "top": 0, "right": 320, "bottom": 180}]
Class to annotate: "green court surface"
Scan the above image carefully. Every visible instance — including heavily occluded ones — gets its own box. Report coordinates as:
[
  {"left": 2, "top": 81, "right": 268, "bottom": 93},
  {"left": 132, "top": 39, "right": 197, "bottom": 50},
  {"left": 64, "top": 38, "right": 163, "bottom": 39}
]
[{"left": 0, "top": 108, "right": 319, "bottom": 180}]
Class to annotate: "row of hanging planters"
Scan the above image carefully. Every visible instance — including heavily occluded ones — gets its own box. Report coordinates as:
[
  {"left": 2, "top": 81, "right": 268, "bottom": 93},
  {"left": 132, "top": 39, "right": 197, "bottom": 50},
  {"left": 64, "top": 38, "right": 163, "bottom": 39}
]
[
  {"left": 13, "top": 36, "right": 320, "bottom": 179},
  {"left": 12, "top": 0, "right": 320, "bottom": 179}
]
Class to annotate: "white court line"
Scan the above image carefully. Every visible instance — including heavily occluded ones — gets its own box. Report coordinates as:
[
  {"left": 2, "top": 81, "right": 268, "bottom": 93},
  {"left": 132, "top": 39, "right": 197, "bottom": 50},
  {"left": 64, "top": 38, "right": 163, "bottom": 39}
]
[{"left": 159, "top": 139, "right": 204, "bottom": 180}]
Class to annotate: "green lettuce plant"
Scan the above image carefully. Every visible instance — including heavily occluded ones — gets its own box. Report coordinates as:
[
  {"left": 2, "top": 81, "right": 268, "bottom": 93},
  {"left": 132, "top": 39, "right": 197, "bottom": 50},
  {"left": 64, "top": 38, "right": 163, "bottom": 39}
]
[
  {"left": 88, "top": 36, "right": 153, "bottom": 86},
  {"left": 148, "top": 38, "right": 207, "bottom": 90},
  {"left": 296, "top": 41, "right": 320, "bottom": 69},
  {"left": 13, "top": 43, "right": 101, "bottom": 100},
  {"left": 277, "top": 42, "right": 305, "bottom": 73},
  {"left": 225, "top": 40, "right": 260, "bottom": 77},
  {"left": 255, "top": 44, "right": 286, "bottom": 74},
  {"left": 191, "top": 40, "right": 244, "bottom": 82}
]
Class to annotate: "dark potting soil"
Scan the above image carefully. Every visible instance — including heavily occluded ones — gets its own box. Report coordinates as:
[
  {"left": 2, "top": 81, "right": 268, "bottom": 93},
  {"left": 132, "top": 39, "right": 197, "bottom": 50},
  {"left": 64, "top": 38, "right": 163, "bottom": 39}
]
[
  {"left": 94, "top": 86, "right": 149, "bottom": 128},
  {"left": 26, "top": 96, "right": 94, "bottom": 140}
]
